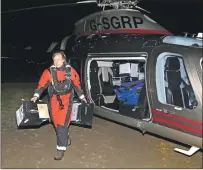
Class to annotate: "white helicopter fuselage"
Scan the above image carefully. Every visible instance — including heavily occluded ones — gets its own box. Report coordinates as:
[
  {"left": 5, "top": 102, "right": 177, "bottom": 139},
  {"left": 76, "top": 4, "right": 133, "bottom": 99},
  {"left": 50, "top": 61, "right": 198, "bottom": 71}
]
[{"left": 74, "top": 9, "right": 171, "bottom": 35}]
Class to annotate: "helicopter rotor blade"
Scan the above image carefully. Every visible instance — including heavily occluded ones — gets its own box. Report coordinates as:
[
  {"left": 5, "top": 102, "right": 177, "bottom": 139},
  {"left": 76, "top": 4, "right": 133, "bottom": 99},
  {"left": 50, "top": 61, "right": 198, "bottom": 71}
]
[
  {"left": 77, "top": 0, "right": 96, "bottom": 4},
  {"left": 1, "top": 0, "right": 150, "bottom": 14},
  {"left": 135, "top": 6, "right": 150, "bottom": 13},
  {"left": 1, "top": 1, "right": 96, "bottom": 14}
]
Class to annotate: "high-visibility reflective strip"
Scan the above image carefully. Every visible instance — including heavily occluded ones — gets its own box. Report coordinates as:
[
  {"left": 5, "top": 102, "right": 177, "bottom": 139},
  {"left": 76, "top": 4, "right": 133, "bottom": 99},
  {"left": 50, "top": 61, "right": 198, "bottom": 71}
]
[{"left": 56, "top": 146, "right": 67, "bottom": 151}]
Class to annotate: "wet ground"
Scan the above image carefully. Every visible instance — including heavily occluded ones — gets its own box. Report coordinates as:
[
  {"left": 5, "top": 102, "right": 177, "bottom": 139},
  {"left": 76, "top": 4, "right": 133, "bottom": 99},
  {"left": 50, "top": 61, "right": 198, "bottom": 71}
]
[{"left": 1, "top": 83, "right": 203, "bottom": 168}]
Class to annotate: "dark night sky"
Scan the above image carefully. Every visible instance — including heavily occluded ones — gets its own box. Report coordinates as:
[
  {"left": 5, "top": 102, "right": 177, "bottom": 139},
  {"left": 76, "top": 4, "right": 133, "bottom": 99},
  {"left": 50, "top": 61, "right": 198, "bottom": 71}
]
[
  {"left": 2, "top": 0, "right": 99, "bottom": 43},
  {"left": 2, "top": 0, "right": 203, "bottom": 50},
  {"left": 1, "top": 0, "right": 203, "bottom": 82}
]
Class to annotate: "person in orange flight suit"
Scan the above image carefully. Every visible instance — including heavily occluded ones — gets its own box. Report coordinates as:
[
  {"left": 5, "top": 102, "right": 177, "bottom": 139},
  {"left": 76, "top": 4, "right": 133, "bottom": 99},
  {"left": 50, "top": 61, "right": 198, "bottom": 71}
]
[{"left": 31, "top": 51, "right": 86, "bottom": 160}]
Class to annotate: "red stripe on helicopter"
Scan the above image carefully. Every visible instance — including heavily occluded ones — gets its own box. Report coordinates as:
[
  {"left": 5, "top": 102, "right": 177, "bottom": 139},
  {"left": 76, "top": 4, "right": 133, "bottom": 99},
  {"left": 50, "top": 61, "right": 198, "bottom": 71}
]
[
  {"left": 153, "top": 116, "right": 202, "bottom": 135},
  {"left": 78, "top": 29, "right": 172, "bottom": 35},
  {"left": 151, "top": 109, "right": 203, "bottom": 126}
]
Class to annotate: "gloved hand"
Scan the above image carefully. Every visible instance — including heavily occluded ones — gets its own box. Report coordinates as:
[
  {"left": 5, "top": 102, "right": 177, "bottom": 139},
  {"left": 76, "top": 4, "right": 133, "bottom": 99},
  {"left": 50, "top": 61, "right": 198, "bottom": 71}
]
[
  {"left": 80, "top": 95, "right": 87, "bottom": 103},
  {"left": 31, "top": 96, "right": 38, "bottom": 103}
]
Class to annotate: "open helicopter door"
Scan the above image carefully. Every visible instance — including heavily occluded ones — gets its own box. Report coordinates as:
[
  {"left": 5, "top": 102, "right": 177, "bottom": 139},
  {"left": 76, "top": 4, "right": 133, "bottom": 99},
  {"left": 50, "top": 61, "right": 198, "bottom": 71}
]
[{"left": 146, "top": 45, "right": 202, "bottom": 156}]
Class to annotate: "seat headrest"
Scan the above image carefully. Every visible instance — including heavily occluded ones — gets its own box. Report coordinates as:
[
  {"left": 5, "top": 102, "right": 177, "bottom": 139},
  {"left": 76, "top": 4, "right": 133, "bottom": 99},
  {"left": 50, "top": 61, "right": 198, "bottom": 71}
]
[{"left": 165, "top": 57, "right": 180, "bottom": 71}]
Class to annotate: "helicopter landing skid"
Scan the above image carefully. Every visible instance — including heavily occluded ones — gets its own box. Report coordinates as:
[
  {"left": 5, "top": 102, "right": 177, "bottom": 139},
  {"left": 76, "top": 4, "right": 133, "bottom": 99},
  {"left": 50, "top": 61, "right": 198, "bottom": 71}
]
[{"left": 174, "top": 146, "right": 200, "bottom": 156}]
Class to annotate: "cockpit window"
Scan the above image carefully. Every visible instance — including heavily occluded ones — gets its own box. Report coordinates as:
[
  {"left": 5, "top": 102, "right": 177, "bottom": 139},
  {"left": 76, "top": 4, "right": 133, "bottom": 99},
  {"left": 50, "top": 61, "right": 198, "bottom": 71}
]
[{"left": 156, "top": 53, "right": 198, "bottom": 110}]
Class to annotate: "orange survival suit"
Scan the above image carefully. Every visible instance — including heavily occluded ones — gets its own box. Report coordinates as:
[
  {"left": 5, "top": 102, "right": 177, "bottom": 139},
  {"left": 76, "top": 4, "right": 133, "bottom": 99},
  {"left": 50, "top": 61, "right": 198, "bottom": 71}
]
[{"left": 33, "top": 64, "right": 85, "bottom": 151}]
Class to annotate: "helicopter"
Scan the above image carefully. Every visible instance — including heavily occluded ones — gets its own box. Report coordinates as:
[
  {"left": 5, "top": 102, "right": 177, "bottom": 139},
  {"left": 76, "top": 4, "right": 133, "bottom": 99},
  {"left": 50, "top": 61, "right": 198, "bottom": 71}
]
[{"left": 3, "top": 0, "right": 202, "bottom": 156}]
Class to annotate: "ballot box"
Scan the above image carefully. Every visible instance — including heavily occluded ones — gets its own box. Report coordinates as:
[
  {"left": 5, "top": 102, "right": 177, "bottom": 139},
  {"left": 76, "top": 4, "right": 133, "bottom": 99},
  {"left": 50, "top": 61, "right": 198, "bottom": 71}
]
[
  {"left": 71, "top": 101, "right": 94, "bottom": 127},
  {"left": 16, "top": 100, "right": 50, "bottom": 128},
  {"left": 71, "top": 102, "right": 82, "bottom": 122},
  {"left": 16, "top": 100, "right": 94, "bottom": 129}
]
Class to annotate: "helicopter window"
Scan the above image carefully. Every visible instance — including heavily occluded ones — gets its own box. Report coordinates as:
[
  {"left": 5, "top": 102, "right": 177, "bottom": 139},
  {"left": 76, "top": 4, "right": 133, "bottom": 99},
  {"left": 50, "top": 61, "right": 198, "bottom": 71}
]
[
  {"left": 200, "top": 57, "right": 202, "bottom": 70},
  {"left": 156, "top": 53, "right": 198, "bottom": 110}
]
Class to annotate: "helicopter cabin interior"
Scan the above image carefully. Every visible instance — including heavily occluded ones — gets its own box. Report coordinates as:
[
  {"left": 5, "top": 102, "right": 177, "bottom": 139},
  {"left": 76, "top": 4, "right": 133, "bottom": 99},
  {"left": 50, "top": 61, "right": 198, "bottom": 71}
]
[
  {"left": 87, "top": 54, "right": 198, "bottom": 120},
  {"left": 88, "top": 57, "right": 149, "bottom": 120}
]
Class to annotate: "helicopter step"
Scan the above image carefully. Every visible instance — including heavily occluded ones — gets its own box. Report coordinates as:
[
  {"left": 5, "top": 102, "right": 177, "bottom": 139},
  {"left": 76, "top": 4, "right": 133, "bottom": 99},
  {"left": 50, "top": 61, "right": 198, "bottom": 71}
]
[{"left": 174, "top": 146, "right": 200, "bottom": 156}]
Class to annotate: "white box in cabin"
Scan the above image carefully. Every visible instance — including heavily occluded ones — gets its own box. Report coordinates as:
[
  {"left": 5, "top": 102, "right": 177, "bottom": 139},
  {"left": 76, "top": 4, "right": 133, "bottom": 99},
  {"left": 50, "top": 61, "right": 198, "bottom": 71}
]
[{"left": 119, "top": 63, "right": 131, "bottom": 75}]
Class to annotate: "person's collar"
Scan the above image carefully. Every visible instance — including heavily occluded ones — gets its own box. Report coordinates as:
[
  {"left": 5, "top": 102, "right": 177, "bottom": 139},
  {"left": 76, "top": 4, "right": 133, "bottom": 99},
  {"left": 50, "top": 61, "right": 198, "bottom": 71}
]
[{"left": 56, "top": 64, "right": 66, "bottom": 71}]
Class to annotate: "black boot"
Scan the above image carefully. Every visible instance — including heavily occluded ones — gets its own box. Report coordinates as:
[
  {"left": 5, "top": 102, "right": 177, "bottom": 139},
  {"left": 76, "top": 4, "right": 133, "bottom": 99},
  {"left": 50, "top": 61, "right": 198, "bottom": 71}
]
[{"left": 54, "top": 150, "right": 65, "bottom": 160}]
